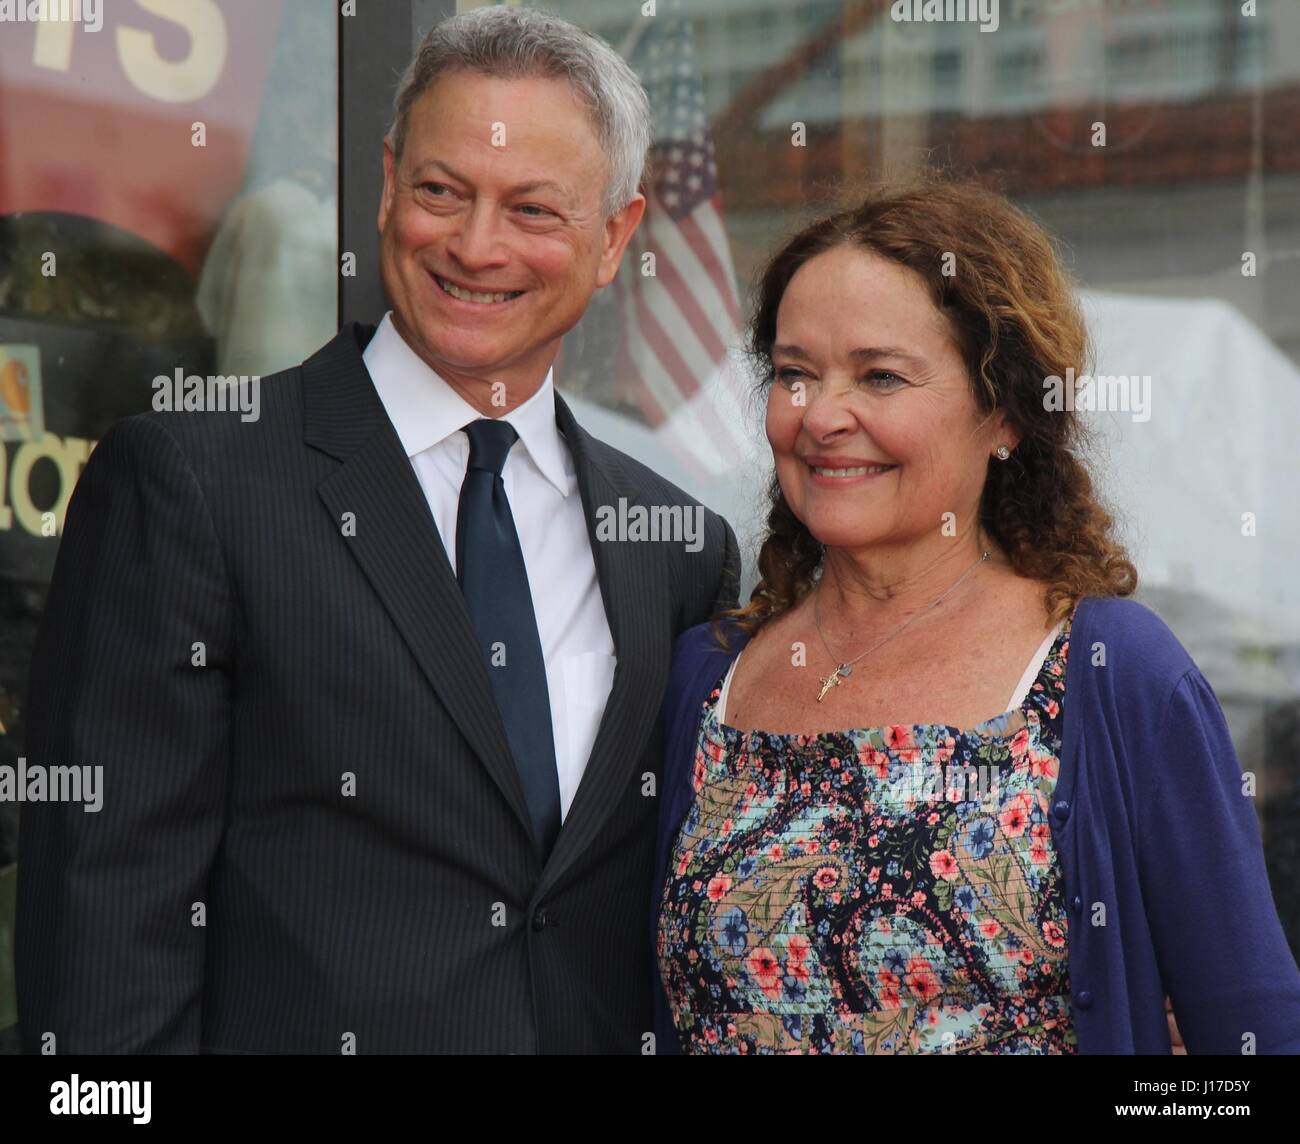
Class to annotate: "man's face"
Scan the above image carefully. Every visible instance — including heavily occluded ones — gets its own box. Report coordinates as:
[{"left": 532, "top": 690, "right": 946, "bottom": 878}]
[{"left": 378, "top": 70, "right": 646, "bottom": 412}]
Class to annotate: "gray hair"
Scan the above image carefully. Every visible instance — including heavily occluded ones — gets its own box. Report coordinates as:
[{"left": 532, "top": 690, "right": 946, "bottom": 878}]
[{"left": 389, "top": 6, "right": 652, "bottom": 217}]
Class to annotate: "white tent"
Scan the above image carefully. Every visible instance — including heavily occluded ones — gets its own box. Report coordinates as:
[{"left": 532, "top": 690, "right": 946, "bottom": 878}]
[{"left": 1079, "top": 289, "right": 1300, "bottom": 646}]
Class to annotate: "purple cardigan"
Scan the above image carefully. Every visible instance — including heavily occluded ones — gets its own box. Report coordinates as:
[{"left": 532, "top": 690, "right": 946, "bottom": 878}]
[{"left": 652, "top": 595, "right": 1300, "bottom": 1054}]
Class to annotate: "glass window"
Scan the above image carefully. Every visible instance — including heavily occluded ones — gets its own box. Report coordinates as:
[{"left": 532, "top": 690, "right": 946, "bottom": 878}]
[
  {"left": 0, "top": 0, "right": 338, "bottom": 1046},
  {"left": 508, "top": 0, "right": 1300, "bottom": 956},
  {"left": 3, "top": 0, "right": 1296, "bottom": 1051}
]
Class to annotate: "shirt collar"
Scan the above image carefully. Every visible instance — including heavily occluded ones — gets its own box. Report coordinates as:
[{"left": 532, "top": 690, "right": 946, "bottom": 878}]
[{"left": 363, "top": 311, "right": 572, "bottom": 497}]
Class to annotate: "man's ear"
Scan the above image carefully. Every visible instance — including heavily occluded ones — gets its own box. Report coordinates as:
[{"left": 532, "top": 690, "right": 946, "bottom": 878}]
[
  {"left": 595, "top": 192, "right": 648, "bottom": 289},
  {"left": 379, "top": 137, "right": 398, "bottom": 234}
]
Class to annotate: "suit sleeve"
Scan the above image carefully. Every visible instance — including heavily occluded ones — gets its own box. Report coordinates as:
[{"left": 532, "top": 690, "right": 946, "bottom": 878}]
[
  {"left": 1137, "top": 668, "right": 1300, "bottom": 1054},
  {"left": 15, "top": 415, "right": 235, "bottom": 1053},
  {"left": 709, "top": 515, "right": 741, "bottom": 616}
]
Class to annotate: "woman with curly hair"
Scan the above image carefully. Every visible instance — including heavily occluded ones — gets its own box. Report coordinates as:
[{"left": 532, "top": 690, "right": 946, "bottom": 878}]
[{"left": 652, "top": 179, "right": 1300, "bottom": 1054}]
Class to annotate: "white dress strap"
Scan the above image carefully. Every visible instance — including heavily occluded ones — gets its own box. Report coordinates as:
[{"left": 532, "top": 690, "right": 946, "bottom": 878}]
[
  {"left": 1006, "top": 620, "right": 1065, "bottom": 711},
  {"left": 717, "top": 649, "right": 744, "bottom": 725}
]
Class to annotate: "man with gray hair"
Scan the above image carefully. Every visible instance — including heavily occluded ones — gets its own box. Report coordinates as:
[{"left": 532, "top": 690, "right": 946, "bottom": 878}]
[{"left": 17, "top": 6, "right": 738, "bottom": 1054}]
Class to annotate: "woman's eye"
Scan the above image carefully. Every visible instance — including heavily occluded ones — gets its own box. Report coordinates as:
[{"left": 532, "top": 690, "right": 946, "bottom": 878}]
[
  {"left": 865, "top": 370, "right": 905, "bottom": 389},
  {"left": 773, "top": 367, "right": 904, "bottom": 391}
]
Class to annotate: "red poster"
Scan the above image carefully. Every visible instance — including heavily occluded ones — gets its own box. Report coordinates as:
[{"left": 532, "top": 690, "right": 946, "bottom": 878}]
[{"left": 0, "top": 0, "right": 286, "bottom": 272}]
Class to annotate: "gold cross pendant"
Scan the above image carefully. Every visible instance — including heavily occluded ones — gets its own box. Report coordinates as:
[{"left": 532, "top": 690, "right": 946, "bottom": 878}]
[{"left": 817, "top": 666, "right": 845, "bottom": 702}]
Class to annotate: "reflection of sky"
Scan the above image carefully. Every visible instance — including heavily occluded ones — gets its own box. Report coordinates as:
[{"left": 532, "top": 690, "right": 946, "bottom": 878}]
[
  {"left": 758, "top": 6, "right": 1283, "bottom": 126},
  {"left": 534, "top": 0, "right": 1296, "bottom": 129}
]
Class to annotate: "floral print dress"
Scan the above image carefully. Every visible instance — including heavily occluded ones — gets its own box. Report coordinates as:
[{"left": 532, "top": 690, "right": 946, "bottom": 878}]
[{"left": 656, "top": 616, "right": 1077, "bottom": 1054}]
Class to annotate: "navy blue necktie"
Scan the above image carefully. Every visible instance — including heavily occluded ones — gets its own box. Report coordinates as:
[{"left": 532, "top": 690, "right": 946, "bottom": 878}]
[{"left": 456, "top": 418, "right": 561, "bottom": 858}]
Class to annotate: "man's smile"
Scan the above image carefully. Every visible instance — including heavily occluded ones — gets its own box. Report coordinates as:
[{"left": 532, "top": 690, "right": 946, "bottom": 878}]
[{"left": 431, "top": 271, "right": 526, "bottom": 306}]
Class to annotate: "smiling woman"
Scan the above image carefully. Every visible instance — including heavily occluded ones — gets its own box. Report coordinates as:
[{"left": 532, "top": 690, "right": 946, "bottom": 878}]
[
  {"left": 736, "top": 177, "right": 1138, "bottom": 641},
  {"left": 652, "top": 176, "right": 1300, "bottom": 1056}
]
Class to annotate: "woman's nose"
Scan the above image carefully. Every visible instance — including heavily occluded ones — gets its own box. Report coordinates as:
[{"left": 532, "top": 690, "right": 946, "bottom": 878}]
[{"left": 800, "top": 382, "right": 860, "bottom": 440}]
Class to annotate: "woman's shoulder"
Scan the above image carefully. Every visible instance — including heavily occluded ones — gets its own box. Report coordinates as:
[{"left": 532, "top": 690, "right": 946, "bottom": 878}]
[
  {"left": 661, "top": 618, "right": 750, "bottom": 789},
  {"left": 663, "top": 616, "right": 749, "bottom": 728},
  {"left": 1071, "top": 594, "right": 1200, "bottom": 698},
  {"left": 671, "top": 614, "right": 751, "bottom": 666}
]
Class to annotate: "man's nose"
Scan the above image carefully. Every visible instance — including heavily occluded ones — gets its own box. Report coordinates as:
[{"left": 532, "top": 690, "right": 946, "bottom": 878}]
[{"left": 447, "top": 201, "right": 509, "bottom": 270}]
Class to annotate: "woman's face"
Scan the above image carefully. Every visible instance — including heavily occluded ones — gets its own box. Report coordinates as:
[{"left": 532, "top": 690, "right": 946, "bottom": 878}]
[{"left": 765, "top": 244, "right": 1010, "bottom": 554}]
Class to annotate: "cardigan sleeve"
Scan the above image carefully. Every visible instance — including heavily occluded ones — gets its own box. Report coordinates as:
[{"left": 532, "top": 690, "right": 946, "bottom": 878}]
[
  {"left": 649, "top": 624, "right": 714, "bottom": 1056},
  {"left": 649, "top": 620, "right": 746, "bottom": 1056},
  {"left": 1136, "top": 667, "right": 1300, "bottom": 1054}
]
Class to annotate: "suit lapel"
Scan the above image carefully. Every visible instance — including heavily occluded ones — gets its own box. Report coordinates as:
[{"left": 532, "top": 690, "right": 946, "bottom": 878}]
[
  {"left": 303, "top": 324, "right": 536, "bottom": 850},
  {"left": 302, "top": 327, "right": 670, "bottom": 885},
  {"left": 536, "top": 394, "right": 671, "bottom": 896}
]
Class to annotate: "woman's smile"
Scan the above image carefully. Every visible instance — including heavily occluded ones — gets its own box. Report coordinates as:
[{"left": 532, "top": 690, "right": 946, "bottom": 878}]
[{"left": 803, "top": 454, "right": 899, "bottom": 486}]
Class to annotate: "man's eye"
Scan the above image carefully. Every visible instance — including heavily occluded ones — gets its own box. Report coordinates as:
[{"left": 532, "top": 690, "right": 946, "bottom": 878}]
[
  {"left": 517, "top": 204, "right": 552, "bottom": 218},
  {"left": 420, "top": 182, "right": 450, "bottom": 196}
]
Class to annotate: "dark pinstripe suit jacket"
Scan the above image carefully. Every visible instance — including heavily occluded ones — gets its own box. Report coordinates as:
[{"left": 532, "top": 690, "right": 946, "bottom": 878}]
[{"left": 15, "top": 322, "right": 739, "bottom": 1054}]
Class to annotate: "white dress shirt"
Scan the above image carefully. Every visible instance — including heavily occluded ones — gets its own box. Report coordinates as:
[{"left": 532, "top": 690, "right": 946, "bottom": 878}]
[{"left": 363, "top": 312, "right": 616, "bottom": 822}]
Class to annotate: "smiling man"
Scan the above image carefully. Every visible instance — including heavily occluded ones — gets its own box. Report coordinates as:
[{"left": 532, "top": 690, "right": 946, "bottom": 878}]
[
  {"left": 16, "top": 7, "right": 739, "bottom": 1054},
  {"left": 377, "top": 64, "right": 632, "bottom": 414}
]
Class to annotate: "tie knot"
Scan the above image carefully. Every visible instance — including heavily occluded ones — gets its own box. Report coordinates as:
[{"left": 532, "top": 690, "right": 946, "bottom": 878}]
[{"left": 463, "top": 418, "right": 519, "bottom": 477}]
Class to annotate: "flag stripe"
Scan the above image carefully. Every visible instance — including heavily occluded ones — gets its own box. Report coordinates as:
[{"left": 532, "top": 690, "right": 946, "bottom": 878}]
[
  {"left": 631, "top": 288, "right": 702, "bottom": 402},
  {"left": 646, "top": 245, "right": 729, "bottom": 363},
  {"left": 679, "top": 206, "right": 743, "bottom": 327}
]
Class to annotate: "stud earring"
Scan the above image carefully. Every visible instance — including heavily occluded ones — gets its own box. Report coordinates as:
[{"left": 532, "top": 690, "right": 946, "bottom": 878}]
[{"left": 995, "top": 445, "right": 1011, "bottom": 460}]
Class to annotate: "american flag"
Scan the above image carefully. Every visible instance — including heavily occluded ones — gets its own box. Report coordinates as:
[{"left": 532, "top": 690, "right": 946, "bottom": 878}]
[{"left": 612, "top": 1, "right": 753, "bottom": 475}]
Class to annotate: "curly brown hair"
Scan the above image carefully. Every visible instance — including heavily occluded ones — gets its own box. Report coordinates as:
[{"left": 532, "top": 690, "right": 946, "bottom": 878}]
[{"left": 723, "top": 176, "right": 1137, "bottom": 638}]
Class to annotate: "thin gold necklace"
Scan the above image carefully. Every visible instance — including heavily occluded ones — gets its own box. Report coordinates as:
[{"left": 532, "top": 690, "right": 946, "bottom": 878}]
[{"left": 812, "top": 550, "right": 989, "bottom": 702}]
